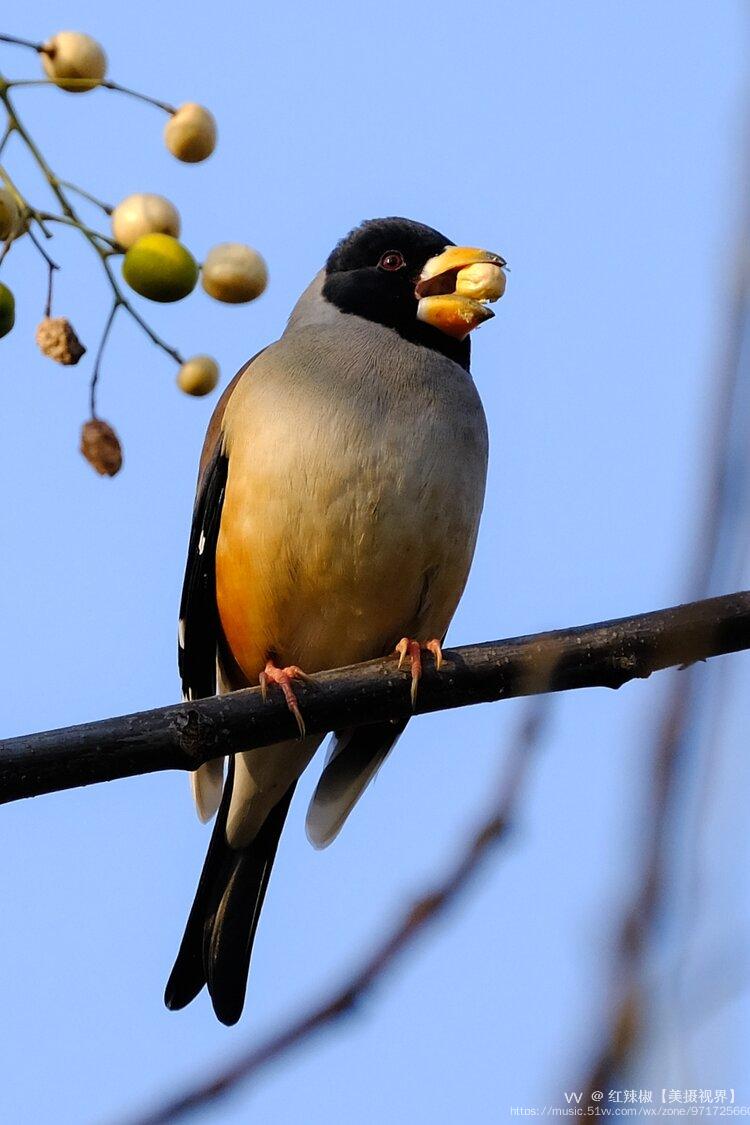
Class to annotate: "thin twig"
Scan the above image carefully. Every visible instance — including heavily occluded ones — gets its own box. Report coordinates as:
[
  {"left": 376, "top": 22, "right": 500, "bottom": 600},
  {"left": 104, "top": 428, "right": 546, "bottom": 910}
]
[
  {"left": 0, "top": 591, "right": 748, "bottom": 805},
  {"left": 6, "top": 78, "right": 176, "bottom": 114},
  {"left": 0, "top": 118, "right": 13, "bottom": 159},
  {"left": 0, "top": 33, "right": 42, "bottom": 51},
  {"left": 124, "top": 699, "right": 550, "bottom": 1125},
  {"left": 106, "top": 254, "right": 183, "bottom": 362},
  {"left": 32, "top": 213, "right": 51, "bottom": 238},
  {"left": 33, "top": 210, "right": 120, "bottom": 250},
  {"left": 27, "top": 226, "right": 60, "bottom": 316},
  {"left": 57, "top": 180, "right": 113, "bottom": 215},
  {"left": 89, "top": 301, "right": 120, "bottom": 417},
  {"left": 101, "top": 79, "right": 177, "bottom": 115}
]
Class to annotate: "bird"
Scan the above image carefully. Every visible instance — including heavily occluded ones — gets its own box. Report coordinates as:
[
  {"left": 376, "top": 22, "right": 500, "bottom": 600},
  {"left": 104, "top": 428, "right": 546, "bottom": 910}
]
[{"left": 165, "top": 216, "right": 506, "bottom": 1024}]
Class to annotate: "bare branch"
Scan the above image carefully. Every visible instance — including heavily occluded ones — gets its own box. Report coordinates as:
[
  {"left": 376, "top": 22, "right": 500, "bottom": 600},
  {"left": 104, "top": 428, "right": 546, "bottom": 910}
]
[
  {"left": 0, "top": 118, "right": 13, "bottom": 159},
  {"left": 124, "top": 700, "right": 550, "bottom": 1125},
  {"left": 26, "top": 225, "right": 59, "bottom": 315},
  {"left": 6, "top": 77, "right": 177, "bottom": 114},
  {"left": 89, "top": 300, "right": 120, "bottom": 417},
  {"left": 0, "top": 33, "right": 42, "bottom": 51},
  {"left": 33, "top": 210, "right": 120, "bottom": 250},
  {"left": 56, "top": 179, "right": 113, "bottom": 215},
  {"left": 0, "top": 591, "right": 748, "bottom": 805}
]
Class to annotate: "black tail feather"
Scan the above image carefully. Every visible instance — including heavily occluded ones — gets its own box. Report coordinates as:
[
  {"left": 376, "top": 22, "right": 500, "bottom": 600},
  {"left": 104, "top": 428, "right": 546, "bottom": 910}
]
[
  {"left": 164, "top": 760, "right": 236, "bottom": 1013},
  {"left": 165, "top": 760, "right": 295, "bottom": 1025}
]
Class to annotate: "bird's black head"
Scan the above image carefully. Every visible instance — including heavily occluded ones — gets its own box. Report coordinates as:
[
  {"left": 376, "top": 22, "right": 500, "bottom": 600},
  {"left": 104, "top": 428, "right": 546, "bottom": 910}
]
[{"left": 323, "top": 217, "right": 472, "bottom": 368}]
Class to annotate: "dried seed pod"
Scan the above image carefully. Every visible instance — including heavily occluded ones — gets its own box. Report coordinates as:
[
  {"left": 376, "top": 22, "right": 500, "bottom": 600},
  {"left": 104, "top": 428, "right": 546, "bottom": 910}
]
[
  {"left": 35, "top": 317, "right": 86, "bottom": 365},
  {"left": 80, "top": 419, "right": 123, "bottom": 477}
]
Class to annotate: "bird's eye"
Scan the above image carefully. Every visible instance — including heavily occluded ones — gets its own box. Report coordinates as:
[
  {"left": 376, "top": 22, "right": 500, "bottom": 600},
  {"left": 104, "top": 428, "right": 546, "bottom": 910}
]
[{"left": 378, "top": 251, "right": 406, "bottom": 272}]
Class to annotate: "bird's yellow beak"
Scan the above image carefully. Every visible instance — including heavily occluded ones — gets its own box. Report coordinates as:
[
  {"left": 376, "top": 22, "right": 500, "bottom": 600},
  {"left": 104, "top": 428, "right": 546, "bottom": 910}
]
[{"left": 415, "top": 246, "right": 507, "bottom": 340}]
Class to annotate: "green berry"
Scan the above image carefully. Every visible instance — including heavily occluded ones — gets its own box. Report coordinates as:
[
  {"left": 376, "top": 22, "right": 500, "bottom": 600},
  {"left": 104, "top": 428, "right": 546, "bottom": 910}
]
[
  {"left": 0, "top": 283, "right": 15, "bottom": 338},
  {"left": 122, "top": 234, "right": 198, "bottom": 303}
]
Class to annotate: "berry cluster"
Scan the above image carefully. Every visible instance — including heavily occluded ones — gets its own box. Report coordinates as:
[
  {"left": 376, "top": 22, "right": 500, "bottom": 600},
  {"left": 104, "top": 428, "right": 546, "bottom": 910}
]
[{"left": 0, "top": 29, "right": 269, "bottom": 475}]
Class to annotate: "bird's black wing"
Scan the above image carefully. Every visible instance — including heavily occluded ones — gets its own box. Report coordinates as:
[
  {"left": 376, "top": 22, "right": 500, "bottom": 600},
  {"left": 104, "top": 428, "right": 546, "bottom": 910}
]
[
  {"left": 177, "top": 349, "right": 266, "bottom": 704},
  {"left": 177, "top": 439, "right": 228, "bottom": 703}
]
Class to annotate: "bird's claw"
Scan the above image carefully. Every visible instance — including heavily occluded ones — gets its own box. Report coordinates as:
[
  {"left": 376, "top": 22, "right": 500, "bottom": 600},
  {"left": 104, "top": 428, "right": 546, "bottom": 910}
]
[
  {"left": 259, "top": 660, "right": 308, "bottom": 737},
  {"left": 395, "top": 637, "right": 444, "bottom": 709}
]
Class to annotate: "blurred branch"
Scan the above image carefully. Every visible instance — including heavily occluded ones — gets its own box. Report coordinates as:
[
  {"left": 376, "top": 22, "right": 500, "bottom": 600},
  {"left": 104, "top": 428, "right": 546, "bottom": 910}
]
[
  {"left": 579, "top": 105, "right": 750, "bottom": 1100},
  {"left": 1, "top": 591, "right": 749, "bottom": 805},
  {"left": 125, "top": 700, "right": 550, "bottom": 1125}
]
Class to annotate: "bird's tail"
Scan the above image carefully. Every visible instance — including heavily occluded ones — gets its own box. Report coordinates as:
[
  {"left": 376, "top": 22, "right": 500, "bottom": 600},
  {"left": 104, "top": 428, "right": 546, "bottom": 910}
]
[
  {"left": 165, "top": 757, "right": 295, "bottom": 1025},
  {"left": 305, "top": 719, "right": 407, "bottom": 848}
]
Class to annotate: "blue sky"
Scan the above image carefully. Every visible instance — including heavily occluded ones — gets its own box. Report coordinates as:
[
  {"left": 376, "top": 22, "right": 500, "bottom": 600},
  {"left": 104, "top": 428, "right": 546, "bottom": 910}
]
[{"left": 1, "top": 2, "right": 749, "bottom": 1122}]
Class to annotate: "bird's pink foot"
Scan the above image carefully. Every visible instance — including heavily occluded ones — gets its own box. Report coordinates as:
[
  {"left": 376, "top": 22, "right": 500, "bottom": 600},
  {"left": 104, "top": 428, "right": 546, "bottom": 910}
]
[
  {"left": 259, "top": 660, "right": 312, "bottom": 737},
  {"left": 395, "top": 637, "right": 444, "bottom": 709}
]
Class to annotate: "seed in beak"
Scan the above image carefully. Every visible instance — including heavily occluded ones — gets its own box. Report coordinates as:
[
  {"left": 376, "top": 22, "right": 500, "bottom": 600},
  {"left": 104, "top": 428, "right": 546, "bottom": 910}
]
[{"left": 455, "top": 262, "right": 506, "bottom": 302}]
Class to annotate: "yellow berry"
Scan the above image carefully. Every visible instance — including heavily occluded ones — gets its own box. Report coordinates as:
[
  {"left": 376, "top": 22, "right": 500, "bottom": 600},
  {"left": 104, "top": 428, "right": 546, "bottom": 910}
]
[
  {"left": 0, "top": 189, "right": 22, "bottom": 242},
  {"left": 41, "top": 31, "right": 107, "bottom": 93},
  {"left": 122, "top": 234, "right": 198, "bottom": 303},
  {"left": 111, "top": 193, "right": 181, "bottom": 250},
  {"left": 202, "top": 243, "right": 268, "bottom": 303},
  {"left": 177, "top": 355, "right": 220, "bottom": 396},
  {"left": 0, "top": 284, "right": 15, "bottom": 339},
  {"left": 164, "top": 103, "right": 217, "bottom": 163}
]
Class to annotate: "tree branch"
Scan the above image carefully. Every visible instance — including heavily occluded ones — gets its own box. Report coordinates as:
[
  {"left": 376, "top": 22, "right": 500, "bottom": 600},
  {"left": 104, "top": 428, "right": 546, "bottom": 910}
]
[{"left": 0, "top": 591, "right": 748, "bottom": 805}]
